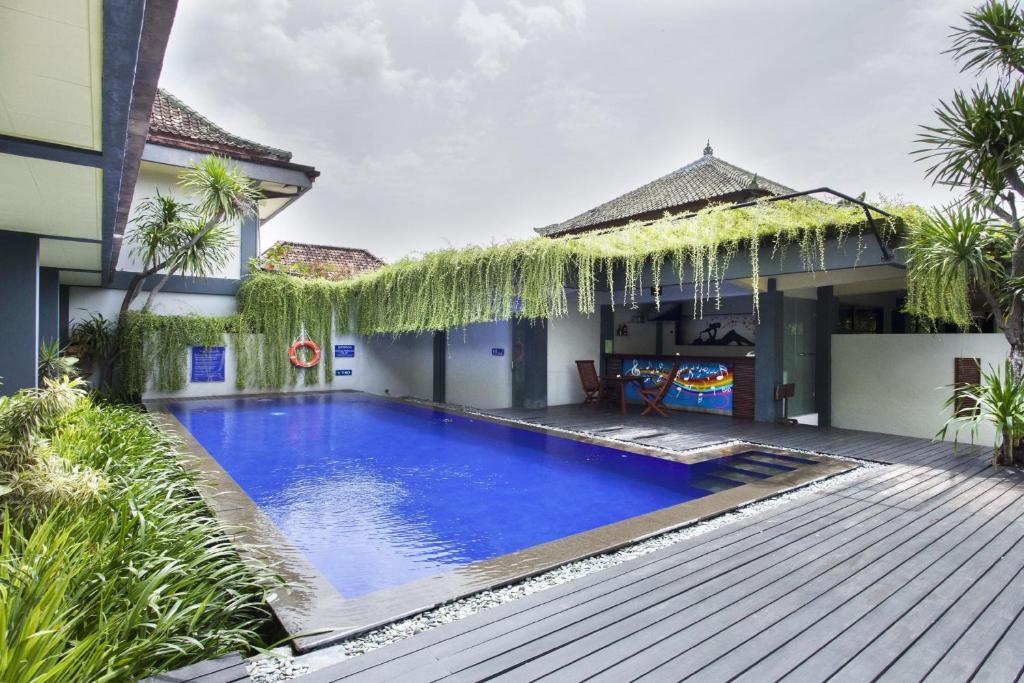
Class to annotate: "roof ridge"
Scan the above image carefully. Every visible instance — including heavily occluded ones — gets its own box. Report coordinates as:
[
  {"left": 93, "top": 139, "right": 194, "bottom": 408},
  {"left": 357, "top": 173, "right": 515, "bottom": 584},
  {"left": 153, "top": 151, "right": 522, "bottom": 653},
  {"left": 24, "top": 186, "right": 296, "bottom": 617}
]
[
  {"left": 536, "top": 150, "right": 797, "bottom": 236},
  {"left": 272, "top": 240, "right": 381, "bottom": 256},
  {"left": 153, "top": 89, "right": 292, "bottom": 161}
]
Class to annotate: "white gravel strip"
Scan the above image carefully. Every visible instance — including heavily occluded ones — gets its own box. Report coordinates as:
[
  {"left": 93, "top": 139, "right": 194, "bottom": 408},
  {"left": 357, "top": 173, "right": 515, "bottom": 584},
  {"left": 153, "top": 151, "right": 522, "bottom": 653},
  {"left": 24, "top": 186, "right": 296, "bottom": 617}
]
[{"left": 248, "top": 450, "right": 882, "bottom": 682}]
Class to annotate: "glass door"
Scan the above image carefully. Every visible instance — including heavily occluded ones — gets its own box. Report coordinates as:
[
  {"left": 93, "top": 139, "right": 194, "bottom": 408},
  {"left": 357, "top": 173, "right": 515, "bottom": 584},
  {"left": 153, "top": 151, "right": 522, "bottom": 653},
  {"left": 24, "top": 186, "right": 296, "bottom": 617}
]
[{"left": 782, "top": 297, "right": 816, "bottom": 419}]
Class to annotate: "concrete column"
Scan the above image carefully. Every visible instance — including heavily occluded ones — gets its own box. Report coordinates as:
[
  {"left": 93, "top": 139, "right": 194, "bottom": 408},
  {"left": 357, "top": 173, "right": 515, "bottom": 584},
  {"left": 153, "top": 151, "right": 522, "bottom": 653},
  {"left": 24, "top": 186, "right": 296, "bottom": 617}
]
[
  {"left": 239, "top": 214, "right": 260, "bottom": 275},
  {"left": 433, "top": 329, "right": 446, "bottom": 403},
  {"left": 599, "top": 304, "right": 613, "bottom": 376},
  {"left": 512, "top": 318, "right": 547, "bottom": 409},
  {"left": 815, "top": 285, "right": 838, "bottom": 427},
  {"left": 754, "top": 279, "right": 784, "bottom": 422},
  {"left": 0, "top": 232, "right": 39, "bottom": 395},
  {"left": 58, "top": 285, "right": 70, "bottom": 347},
  {"left": 39, "top": 267, "right": 60, "bottom": 346}
]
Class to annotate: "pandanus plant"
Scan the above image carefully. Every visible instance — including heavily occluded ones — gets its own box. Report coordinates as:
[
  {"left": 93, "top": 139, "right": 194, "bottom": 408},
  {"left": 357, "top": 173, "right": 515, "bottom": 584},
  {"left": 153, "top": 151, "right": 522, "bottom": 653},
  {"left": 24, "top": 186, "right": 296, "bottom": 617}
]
[
  {"left": 909, "top": 0, "right": 1024, "bottom": 463},
  {"left": 119, "top": 156, "right": 260, "bottom": 316},
  {"left": 940, "top": 361, "right": 1024, "bottom": 466}
]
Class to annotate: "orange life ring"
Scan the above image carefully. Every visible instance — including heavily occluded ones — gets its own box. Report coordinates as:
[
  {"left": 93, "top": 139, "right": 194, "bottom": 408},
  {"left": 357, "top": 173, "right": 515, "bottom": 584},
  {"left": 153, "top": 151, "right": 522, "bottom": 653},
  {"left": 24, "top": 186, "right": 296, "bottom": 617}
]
[{"left": 288, "top": 340, "right": 321, "bottom": 368}]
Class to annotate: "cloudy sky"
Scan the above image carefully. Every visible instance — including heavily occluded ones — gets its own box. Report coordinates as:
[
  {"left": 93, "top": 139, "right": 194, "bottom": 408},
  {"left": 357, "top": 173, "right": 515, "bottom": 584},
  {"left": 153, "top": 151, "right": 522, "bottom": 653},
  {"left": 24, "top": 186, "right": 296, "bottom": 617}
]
[{"left": 160, "top": 0, "right": 974, "bottom": 262}]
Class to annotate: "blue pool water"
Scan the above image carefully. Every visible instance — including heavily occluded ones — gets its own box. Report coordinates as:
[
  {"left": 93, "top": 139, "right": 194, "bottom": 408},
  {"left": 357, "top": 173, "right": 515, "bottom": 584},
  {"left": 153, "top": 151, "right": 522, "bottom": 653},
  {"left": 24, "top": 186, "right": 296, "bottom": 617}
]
[{"left": 170, "top": 394, "right": 785, "bottom": 598}]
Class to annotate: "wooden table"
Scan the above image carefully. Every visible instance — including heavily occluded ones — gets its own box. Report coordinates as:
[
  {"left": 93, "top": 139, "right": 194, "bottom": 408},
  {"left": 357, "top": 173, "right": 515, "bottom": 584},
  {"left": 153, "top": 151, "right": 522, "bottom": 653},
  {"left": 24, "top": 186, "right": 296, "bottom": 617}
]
[{"left": 613, "top": 375, "right": 645, "bottom": 415}]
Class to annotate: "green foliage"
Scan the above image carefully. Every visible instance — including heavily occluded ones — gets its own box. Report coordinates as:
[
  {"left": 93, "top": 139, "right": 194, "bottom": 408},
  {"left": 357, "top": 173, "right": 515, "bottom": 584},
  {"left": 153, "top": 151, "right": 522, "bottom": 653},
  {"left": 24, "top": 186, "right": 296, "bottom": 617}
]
[
  {"left": 180, "top": 155, "right": 262, "bottom": 224},
  {"left": 940, "top": 360, "right": 1024, "bottom": 465},
  {"left": 917, "top": 80, "right": 1024, "bottom": 198},
  {"left": 238, "top": 197, "right": 900, "bottom": 337},
  {"left": 902, "top": 205, "right": 1000, "bottom": 327},
  {"left": 37, "top": 340, "right": 78, "bottom": 384},
  {"left": 120, "top": 312, "right": 243, "bottom": 396},
  {"left": 69, "top": 313, "right": 117, "bottom": 389},
  {"left": 909, "top": 0, "right": 1024, "bottom": 386},
  {"left": 237, "top": 274, "right": 342, "bottom": 389},
  {"left": 0, "top": 378, "right": 101, "bottom": 514},
  {"left": 948, "top": 0, "right": 1024, "bottom": 77},
  {"left": 127, "top": 194, "right": 199, "bottom": 273},
  {"left": 124, "top": 199, "right": 913, "bottom": 393},
  {"left": 0, "top": 392, "right": 276, "bottom": 682},
  {"left": 120, "top": 157, "right": 259, "bottom": 316},
  {"left": 173, "top": 219, "right": 238, "bottom": 278}
]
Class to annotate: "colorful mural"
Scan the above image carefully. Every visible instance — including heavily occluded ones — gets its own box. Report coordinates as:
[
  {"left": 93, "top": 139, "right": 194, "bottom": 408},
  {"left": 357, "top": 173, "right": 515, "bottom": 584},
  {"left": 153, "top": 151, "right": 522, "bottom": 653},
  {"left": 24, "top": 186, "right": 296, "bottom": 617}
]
[{"left": 622, "top": 357, "right": 734, "bottom": 415}]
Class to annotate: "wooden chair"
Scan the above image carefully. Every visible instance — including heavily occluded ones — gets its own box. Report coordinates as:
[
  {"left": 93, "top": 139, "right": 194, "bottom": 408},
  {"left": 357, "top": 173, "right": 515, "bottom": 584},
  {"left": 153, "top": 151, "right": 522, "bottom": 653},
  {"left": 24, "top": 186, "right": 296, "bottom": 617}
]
[
  {"left": 575, "top": 360, "right": 602, "bottom": 405},
  {"left": 638, "top": 360, "right": 681, "bottom": 417},
  {"left": 601, "top": 355, "right": 623, "bottom": 404}
]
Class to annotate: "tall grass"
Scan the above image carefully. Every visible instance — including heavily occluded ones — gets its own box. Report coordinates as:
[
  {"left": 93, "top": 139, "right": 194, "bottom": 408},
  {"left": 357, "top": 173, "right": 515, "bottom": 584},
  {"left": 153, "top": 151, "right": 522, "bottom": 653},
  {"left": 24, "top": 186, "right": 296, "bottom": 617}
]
[{"left": 0, "top": 382, "right": 277, "bottom": 682}]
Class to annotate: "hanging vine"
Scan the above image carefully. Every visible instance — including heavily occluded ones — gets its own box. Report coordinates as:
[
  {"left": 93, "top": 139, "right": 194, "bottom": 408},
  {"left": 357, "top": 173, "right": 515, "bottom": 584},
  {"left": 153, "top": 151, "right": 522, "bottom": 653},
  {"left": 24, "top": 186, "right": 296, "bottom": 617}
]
[
  {"left": 119, "top": 312, "right": 243, "bottom": 395},
  {"left": 120, "top": 198, "right": 919, "bottom": 393}
]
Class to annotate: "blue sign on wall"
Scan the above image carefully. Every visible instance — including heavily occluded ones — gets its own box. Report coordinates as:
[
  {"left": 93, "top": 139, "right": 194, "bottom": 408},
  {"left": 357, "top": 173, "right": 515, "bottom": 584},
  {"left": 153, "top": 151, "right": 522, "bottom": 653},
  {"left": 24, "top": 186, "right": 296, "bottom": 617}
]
[
  {"left": 491, "top": 347, "right": 505, "bottom": 357},
  {"left": 190, "top": 346, "right": 225, "bottom": 383},
  {"left": 335, "top": 369, "right": 353, "bottom": 376},
  {"left": 335, "top": 344, "right": 355, "bottom": 358}
]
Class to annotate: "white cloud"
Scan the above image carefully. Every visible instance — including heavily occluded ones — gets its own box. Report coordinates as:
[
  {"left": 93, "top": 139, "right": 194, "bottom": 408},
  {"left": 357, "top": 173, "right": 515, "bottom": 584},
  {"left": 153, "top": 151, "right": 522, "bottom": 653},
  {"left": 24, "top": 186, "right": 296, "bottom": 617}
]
[
  {"left": 455, "top": 0, "right": 587, "bottom": 77},
  {"left": 511, "top": 1, "right": 564, "bottom": 32},
  {"left": 561, "top": 0, "right": 586, "bottom": 22},
  {"left": 455, "top": 1, "right": 528, "bottom": 78},
  {"left": 160, "top": 0, "right": 969, "bottom": 262},
  {"left": 173, "top": 0, "right": 416, "bottom": 94}
]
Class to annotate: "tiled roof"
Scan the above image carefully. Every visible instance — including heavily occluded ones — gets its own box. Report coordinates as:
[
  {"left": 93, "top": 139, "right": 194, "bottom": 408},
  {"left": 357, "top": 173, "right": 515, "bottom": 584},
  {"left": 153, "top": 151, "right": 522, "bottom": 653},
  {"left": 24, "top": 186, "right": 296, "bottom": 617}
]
[
  {"left": 537, "top": 145, "right": 797, "bottom": 236},
  {"left": 265, "top": 241, "right": 385, "bottom": 278},
  {"left": 148, "top": 89, "right": 293, "bottom": 163}
]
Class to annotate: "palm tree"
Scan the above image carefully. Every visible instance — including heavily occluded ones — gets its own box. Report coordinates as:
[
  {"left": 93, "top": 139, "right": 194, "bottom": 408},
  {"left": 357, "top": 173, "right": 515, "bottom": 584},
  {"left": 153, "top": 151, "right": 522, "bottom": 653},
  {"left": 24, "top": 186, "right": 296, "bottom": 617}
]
[
  {"left": 118, "top": 156, "right": 259, "bottom": 316},
  {"left": 910, "top": 0, "right": 1024, "bottom": 463}
]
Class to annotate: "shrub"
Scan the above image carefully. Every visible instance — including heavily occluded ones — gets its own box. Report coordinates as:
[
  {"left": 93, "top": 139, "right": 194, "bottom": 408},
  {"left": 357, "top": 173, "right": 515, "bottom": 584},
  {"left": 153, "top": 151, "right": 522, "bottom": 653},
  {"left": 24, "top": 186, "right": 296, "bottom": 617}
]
[
  {"left": 940, "top": 360, "right": 1024, "bottom": 466},
  {"left": 0, "top": 382, "right": 277, "bottom": 682}
]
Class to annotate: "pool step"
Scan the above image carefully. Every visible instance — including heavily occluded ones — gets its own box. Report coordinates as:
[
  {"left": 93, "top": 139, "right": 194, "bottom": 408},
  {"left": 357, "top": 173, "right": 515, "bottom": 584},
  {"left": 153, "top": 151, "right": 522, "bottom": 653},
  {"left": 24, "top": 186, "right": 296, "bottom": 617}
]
[
  {"left": 743, "top": 451, "right": 818, "bottom": 467},
  {"left": 710, "top": 465, "right": 772, "bottom": 483},
  {"left": 731, "top": 456, "right": 796, "bottom": 476},
  {"left": 693, "top": 473, "right": 748, "bottom": 492},
  {"left": 693, "top": 451, "right": 814, "bottom": 493}
]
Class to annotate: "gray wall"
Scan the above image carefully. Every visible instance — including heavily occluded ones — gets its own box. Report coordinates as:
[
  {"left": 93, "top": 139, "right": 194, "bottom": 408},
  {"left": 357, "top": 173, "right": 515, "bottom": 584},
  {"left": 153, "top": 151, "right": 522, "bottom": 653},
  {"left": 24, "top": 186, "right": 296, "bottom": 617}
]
[
  {"left": 0, "top": 232, "right": 39, "bottom": 394},
  {"left": 39, "top": 267, "right": 60, "bottom": 345}
]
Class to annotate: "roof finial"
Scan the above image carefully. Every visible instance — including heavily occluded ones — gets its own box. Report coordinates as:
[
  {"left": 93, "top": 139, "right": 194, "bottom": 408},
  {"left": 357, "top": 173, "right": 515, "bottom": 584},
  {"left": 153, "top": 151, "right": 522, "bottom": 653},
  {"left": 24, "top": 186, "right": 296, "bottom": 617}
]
[{"left": 703, "top": 139, "right": 713, "bottom": 156}]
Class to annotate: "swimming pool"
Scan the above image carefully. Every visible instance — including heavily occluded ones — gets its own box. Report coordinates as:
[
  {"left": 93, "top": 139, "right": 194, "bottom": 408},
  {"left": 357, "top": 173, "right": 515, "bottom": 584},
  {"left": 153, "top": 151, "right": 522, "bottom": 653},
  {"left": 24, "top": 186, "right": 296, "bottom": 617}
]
[{"left": 162, "top": 392, "right": 849, "bottom": 648}]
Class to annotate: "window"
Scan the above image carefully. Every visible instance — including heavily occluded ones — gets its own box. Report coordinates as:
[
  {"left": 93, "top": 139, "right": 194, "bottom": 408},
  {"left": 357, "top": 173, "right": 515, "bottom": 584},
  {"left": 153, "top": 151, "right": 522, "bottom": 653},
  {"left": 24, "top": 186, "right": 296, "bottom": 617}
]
[{"left": 837, "top": 305, "right": 883, "bottom": 334}]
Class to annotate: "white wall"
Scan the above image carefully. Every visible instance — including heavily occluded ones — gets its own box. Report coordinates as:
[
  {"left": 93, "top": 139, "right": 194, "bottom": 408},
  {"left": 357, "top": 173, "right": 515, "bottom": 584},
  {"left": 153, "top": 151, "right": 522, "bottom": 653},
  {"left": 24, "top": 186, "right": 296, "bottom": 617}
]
[
  {"left": 832, "top": 333, "right": 1010, "bottom": 443},
  {"left": 68, "top": 286, "right": 435, "bottom": 402},
  {"left": 117, "top": 162, "right": 243, "bottom": 279},
  {"left": 611, "top": 307, "right": 658, "bottom": 354},
  {"left": 68, "top": 286, "right": 238, "bottom": 325},
  {"left": 445, "top": 322, "right": 513, "bottom": 409},
  {"left": 547, "top": 296, "right": 601, "bottom": 406},
  {"left": 141, "top": 329, "right": 433, "bottom": 401}
]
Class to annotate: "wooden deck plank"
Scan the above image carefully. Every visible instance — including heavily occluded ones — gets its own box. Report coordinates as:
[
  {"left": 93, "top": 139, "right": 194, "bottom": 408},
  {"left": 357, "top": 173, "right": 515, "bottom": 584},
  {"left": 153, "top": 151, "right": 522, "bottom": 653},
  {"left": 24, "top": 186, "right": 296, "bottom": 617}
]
[
  {"left": 295, "top": 407, "right": 1008, "bottom": 683},
  {"left": 826, "top": 504, "right": 1024, "bottom": 681},
  {"left": 730, "top": 484, "right": 1024, "bottom": 681},
  {"left": 139, "top": 653, "right": 248, "bottom": 683},
  {"left": 921, "top": 554, "right": 1024, "bottom": 681},
  {"left": 501, "top": 465, "right": 1006, "bottom": 682},
  {"left": 672, "top": 481, "right": 1024, "bottom": 682},
  {"left": 965, "top": 578, "right": 1024, "bottom": 683}
]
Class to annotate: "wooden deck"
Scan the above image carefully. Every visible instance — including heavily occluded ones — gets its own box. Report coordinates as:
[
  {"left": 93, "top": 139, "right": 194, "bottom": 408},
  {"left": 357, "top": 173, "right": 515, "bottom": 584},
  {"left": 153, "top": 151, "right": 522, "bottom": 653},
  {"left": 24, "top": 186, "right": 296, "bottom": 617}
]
[
  {"left": 139, "top": 652, "right": 249, "bottom": 682},
  {"left": 298, "top": 406, "right": 1024, "bottom": 682}
]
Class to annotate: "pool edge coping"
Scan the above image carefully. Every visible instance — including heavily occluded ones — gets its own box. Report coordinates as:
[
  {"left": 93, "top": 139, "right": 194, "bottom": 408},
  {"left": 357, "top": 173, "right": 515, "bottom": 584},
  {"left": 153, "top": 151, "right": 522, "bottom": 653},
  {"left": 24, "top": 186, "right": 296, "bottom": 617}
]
[{"left": 145, "top": 393, "right": 858, "bottom": 654}]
